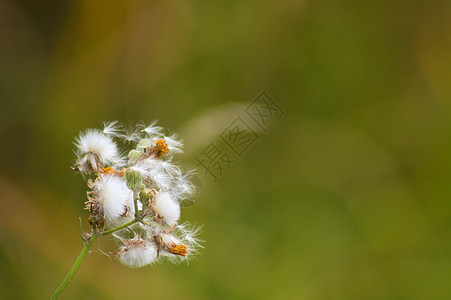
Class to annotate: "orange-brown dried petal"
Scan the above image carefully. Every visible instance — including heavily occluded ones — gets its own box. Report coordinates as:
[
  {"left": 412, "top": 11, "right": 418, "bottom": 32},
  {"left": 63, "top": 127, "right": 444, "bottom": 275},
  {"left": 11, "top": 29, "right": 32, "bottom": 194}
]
[
  {"left": 167, "top": 243, "right": 189, "bottom": 256},
  {"left": 102, "top": 167, "right": 126, "bottom": 177},
  {"left": 154, "top": 139, "right": 170, "bottom": 157}
]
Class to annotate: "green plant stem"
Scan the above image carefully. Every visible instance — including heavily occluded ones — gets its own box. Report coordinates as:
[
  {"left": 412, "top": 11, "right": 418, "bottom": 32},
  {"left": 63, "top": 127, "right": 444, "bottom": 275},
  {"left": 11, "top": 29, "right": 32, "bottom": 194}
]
[
  {"left": 101, "top": 218, "right": 139, "bottom": 236},
  {"left": 52, "top": 218, "right": 140, "bottom": 299},
  {"left": 51, "top": 235, "right": 98, "bottom": 300},
  {"left": 133, "top": 190, "right": 139, "bottom": 219}
]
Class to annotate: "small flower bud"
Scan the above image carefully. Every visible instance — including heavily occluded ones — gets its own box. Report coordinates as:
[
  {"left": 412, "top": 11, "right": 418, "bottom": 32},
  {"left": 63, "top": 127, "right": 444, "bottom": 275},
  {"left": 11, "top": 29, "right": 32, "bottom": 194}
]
[
  {"left": 136, "top": 139, "right": 151, "bottom": 152},
  {"left": 140, "top": 188, "right": 152, "bottom": 206},
  {"left": 125, "top": 169, "right": 143, "bottom": 191},
  {"left": 128, "top": 150, "right": 141, "bottom": 164}
]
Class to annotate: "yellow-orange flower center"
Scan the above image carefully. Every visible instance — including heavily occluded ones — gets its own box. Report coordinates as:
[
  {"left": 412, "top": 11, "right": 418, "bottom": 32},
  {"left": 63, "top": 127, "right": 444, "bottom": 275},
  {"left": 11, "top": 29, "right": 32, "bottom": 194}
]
[
  {"left": 167, "top": 243, "right": 189, "bottom": 256},
  {"left": 154, "top": 139, "right": 170, "bottom": 157}
]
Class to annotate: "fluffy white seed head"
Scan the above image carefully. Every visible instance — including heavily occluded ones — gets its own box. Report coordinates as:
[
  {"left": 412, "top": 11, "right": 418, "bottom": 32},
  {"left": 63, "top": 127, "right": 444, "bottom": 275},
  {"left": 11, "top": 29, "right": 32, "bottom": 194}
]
[
  {"left": 119, "top": 236, "right": 158, "bottom": 268},
  {"left": 153, "top": 192, "right": 180, "bottom": 226},
  {"left": 75, "top": 129, "right": 121, "bottom": 172},
  {"left": 94, "top": 175, "right": 132, "bottom": 221},
  {"left": 76, "top": 129, "right": 120, "bottom": 161}
]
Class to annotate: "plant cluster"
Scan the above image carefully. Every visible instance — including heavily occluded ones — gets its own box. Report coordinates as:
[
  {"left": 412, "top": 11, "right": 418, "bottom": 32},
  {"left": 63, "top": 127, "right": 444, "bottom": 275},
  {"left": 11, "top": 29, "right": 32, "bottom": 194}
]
[{"left": 73, "top": 121, "right": 202, "bottom": 267}]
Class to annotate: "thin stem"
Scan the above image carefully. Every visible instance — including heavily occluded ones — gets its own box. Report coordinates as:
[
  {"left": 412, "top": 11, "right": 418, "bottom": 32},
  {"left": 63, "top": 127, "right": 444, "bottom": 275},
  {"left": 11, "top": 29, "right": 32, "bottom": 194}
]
[
  {"left": 101, "top": 218, "right": 139, "bottom": 236},
  {"left": 52, "top": 217, "right": 140, "bottom": 298},
  {"left": 133, "top": 190, "right": 139, "bottom": 219},
  {"left": 51, "top": 235, "right": 98, "bottom": 300}
]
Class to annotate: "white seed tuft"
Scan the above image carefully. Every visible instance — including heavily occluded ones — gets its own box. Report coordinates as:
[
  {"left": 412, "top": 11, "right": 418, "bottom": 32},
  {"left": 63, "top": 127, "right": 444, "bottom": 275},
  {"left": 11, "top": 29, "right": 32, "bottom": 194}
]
[
  {"left": 141, "top": 120, "right": 164, "bottom": 137},
  {"left": 75, "top": 129, "right": 122, "bottom": 173},
  {"left": 94, "top": 174, "right": 132, "bottom": 221},
  {"left": 119, "top": 236, "right": 158, "bottom": 268},
  {"left": 102, "top": 121, "right": 122, "bottom": 137},
  {"left": 153, "top": 192, "right": 180, "bottom": 226}
]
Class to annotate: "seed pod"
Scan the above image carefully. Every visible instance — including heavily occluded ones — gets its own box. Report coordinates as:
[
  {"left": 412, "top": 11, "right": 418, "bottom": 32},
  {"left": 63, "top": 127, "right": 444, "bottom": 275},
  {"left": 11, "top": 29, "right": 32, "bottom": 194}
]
[
  {"left": 125, "top": 169, "right": 143, "bottom": 191},
  {"left": 128, "top": 150, "right": 141, "bottom": 164}
]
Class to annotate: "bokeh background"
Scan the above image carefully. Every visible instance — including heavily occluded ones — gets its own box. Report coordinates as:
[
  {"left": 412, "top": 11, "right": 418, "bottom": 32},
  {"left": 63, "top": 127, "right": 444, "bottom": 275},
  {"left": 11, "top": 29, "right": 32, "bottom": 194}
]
[{"left": 1, "top": 0, "right": 450, "bottom": 299}]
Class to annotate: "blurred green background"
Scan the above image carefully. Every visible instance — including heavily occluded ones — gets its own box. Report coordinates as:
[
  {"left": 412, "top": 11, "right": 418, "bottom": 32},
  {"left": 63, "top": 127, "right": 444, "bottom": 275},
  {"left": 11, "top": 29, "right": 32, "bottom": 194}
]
[{"left": 0, "top": 0, "right": 450, "bottom": 299}]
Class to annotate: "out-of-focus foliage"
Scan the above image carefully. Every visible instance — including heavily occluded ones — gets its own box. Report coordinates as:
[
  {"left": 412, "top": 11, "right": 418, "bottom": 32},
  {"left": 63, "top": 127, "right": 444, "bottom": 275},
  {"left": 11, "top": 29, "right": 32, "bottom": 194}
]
[{"left": 0, "top": 0, "right": 450, "bottom": 299}]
